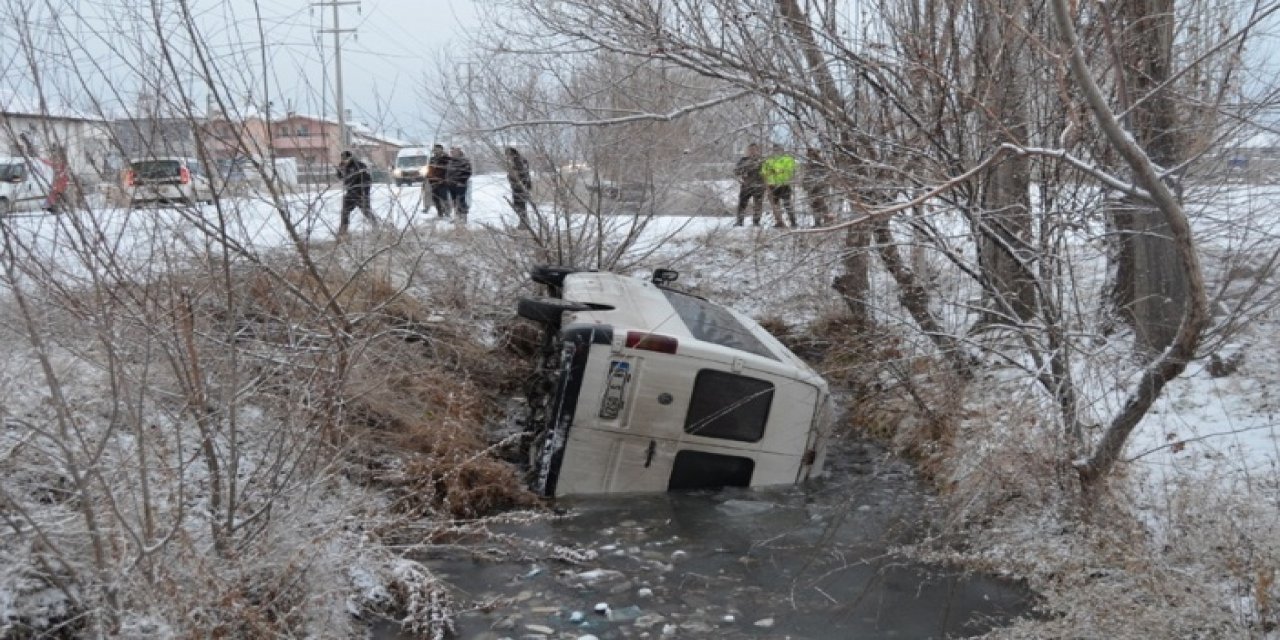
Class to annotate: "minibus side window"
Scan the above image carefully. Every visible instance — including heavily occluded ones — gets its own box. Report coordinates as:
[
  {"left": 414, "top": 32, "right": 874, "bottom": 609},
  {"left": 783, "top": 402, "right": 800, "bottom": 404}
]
[{"left": 684, "top": 370, "right": 773, "bottom": 442}]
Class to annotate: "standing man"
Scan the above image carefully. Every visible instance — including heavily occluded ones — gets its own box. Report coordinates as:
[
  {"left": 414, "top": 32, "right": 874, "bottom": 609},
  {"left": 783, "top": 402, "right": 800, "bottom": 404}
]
[
  {"left": 802, "top": 147, "right": 831, "bottom": 227},
  {"left": 336, "top": 150, "right": 377, "bottom": 237},
  {"left": 506, "top": 147, "right": 533, "bottom": 229},
  {"left": 762, "top": 143, "right": 797, "bottom": 228},
  {"left": 734, "top": 143, "right": 765, "bottom": 226},
  {"left": 422, "top": 144, "right": 450, "bottom": 217},
  {"left": 445, "top": 147, "right": 473, "bottom": 223}
]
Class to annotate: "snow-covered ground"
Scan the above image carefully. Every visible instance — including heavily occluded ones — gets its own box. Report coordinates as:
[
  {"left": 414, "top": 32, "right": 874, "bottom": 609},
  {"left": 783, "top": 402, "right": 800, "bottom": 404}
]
[{"left": 2, "top": 173, "right": 1279, "bottom": 636}]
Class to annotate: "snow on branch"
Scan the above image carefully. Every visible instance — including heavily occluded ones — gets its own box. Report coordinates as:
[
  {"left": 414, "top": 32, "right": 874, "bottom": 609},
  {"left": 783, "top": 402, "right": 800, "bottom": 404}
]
[
  {"left": 1001, "top": 144, "right": 1154, "bottom": 200},
  {"left": 792, "top": 149, "right": 1013, "bottom": 234},
  {"left": 478, "top": 88, "right": 754, "bottom": 132}
]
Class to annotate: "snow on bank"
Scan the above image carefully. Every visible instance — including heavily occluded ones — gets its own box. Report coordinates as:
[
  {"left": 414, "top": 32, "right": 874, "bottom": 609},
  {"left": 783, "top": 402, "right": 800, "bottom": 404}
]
[{"left": 3, "top": 173, "right": 1278, "bottom": 636}]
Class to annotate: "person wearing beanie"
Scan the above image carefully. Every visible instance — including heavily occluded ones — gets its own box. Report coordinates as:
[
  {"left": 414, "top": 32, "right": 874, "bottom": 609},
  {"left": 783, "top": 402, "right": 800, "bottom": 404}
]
[{"left": 335, "top": 150, "right": 378, "bottom": 237}]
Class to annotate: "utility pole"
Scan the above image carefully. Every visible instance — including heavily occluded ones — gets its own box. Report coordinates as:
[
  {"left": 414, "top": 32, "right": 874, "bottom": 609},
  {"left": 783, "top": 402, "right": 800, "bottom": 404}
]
[{"left": 314, "top": 0, "right": 358, "bottom": 159}]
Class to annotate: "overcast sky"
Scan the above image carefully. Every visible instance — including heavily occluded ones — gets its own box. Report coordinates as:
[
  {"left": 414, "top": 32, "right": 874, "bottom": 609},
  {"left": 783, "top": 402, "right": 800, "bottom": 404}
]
[{"left": 229, "top": 0, "right": 482, "bottom": 143}]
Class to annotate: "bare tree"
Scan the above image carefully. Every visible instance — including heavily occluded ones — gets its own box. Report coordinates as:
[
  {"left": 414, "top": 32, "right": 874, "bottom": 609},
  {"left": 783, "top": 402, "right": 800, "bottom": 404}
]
[
  {"left": 0, "top": 1, "right": 519, "bottom": 635},
  {"left": 481, "top": 0, "right": 1280, "bottom": 493},
  {"left": 428, "top": 41, "right": 746, "bottom": 272}
]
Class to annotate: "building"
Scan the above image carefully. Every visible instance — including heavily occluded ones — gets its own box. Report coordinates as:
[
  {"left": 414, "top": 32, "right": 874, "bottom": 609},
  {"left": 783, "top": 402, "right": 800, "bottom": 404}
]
[
  {"left": 1202, "top": 129, "right": 1280, "bottom": 183},
  {"left": 1, "top": 94, "right": 114, "bottom": 186},
  {"left": 108, "top": 108, "right": 406, "bottom": 184},
  {"left": 200, "top": 108, "right": 272, "bottom": 163},
  {"left": 271, "top": 112, "right": 407, "bottom": 182}
]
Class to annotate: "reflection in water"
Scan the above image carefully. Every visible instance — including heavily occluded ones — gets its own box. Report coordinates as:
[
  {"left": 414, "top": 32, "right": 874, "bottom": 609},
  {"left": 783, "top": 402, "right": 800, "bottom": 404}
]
[{"left": 389, "top": 439, "right": 1030, "bottom": 639}]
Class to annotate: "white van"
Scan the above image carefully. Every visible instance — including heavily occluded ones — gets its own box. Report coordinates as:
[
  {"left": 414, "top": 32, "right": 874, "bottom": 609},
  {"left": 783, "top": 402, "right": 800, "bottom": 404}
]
[
  {"left": 517, "top": 266, "right": 831, "bottom": 497},
  {"left": 392, "top": 147, "right": 432, "bottom": 186},
  {"left": 0, "top": 156, "right": 56, "bottom": 215}
]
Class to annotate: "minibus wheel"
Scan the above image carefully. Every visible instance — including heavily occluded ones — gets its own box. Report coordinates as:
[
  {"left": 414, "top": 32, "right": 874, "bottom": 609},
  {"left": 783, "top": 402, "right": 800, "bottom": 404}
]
[{"left": 518, "top": 297, "right": 594, "bottom": 326}]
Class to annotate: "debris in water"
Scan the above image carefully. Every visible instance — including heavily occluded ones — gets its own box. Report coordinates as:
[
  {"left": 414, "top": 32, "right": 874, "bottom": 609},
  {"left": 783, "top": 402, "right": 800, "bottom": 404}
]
[
  {"left": 574, "top": 569, "right": 625, "bottom": 585},
  {"left": 608, "top": 605, "right": 643, "bottom": 622},
  {"left": 716, "top": 499, "right": 774, "bottom": 516}
]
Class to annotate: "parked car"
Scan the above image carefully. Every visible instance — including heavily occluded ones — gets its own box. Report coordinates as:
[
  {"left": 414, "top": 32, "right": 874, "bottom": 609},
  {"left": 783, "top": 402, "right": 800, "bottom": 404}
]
[
  {"left": 214, "top": 156, "right": 268, "bottom": 195},
  {"left": 0, "top": 156, "right": 58, "bottom": 215},
  {"left": 516, "top": 265, "right": 831, "bottom": 497},
  {"left": 587, "top": 179, "right": 651, "bottom": 203},
  {"left": 124, "top": 157, "right": 214, "bottom": 207}
]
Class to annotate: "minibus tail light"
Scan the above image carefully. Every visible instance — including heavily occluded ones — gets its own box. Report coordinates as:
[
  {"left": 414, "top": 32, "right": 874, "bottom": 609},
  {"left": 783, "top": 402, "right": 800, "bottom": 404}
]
[
  {"left": 179, "top": 166, "right": 191, "bottom": 184},
  {"left": 626, "top": 331, "right": 678, "bottom": 354}
]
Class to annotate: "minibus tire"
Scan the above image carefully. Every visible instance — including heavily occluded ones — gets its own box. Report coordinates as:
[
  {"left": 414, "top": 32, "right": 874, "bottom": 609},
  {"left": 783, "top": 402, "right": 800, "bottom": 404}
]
[
  {"left": 531, "top": 265, "right": 585, "bottom": 288},
  {"left": 518, "top": 297, "right": 593, "bottom": 326}
]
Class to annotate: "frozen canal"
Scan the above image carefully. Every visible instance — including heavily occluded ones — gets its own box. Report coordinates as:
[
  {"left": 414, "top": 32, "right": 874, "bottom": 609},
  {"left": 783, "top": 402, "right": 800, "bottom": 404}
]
[{"left": 387, "top": 437, "right": 1030, "bottom": 639}]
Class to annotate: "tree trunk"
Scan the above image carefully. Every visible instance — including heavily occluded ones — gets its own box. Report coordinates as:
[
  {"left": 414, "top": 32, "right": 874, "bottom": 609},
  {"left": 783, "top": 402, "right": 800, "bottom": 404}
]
[
  {"left": 1048, "top": 0, "right": 1209, "bottom": 488},
  {"left": 775, "top": 0, "right": 873, "bottom": 328},
  {"left": 834, "top": 223, "right": 873, "bottom": 329},
  {"left": 975, "top": 0, "right": 1036, "bottom": 324},
  {"left": 1108, "top": 0, "right": 1187, "bottom": 352},
  {"left": 873, "top": 221, "right": 974, "bottom": 378}
]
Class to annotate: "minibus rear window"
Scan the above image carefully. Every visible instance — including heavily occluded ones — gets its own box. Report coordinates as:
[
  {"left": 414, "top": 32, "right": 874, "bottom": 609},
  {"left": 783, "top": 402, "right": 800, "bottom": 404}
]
[
  {"left": 660, "top": 289, "right": 778, "bottom": 360},
  {"left": 668, "top": 450, "right": 754, "bottom": 490},
  {"left": 684, "top": 370, "right": 773, "bottom": 442}
]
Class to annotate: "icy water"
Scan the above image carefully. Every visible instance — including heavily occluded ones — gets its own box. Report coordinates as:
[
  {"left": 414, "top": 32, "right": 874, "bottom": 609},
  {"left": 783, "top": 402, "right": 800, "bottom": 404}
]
[{"left": 383, "top": 438, "right": 1030, "bottom": 639}]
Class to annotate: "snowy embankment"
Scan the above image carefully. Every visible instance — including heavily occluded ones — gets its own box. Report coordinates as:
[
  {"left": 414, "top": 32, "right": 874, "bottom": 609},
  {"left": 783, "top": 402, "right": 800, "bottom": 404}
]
[
  {"left": 3, "top": 172, "right": 1277, "bottom": 637},
  {"left": 0, "top": 172, "right": 839, "bottom": 636},
  {"left": 915, "top": 181, "right": 1280, "bottom": 639}
]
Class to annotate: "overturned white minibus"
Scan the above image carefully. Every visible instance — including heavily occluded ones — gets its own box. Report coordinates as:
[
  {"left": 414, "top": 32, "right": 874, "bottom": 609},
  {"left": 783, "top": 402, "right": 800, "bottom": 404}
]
[{"left": 517, "top": 266, "right": 831, "bottom": 497}]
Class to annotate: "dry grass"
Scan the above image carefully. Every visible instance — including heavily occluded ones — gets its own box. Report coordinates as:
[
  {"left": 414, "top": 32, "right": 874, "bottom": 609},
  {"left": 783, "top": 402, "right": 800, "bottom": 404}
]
[
  {"left": 795, "top": 314, "right": 971, "bottom": 483},
  {"left": 231, "top": 260, "right": 537, "bottom": 519}
]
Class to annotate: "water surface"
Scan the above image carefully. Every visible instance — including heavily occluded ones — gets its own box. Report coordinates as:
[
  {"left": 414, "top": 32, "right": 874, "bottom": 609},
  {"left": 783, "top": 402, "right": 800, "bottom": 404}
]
[{"left": 394, "top": 438, "right": 1030, "bottom": 639}]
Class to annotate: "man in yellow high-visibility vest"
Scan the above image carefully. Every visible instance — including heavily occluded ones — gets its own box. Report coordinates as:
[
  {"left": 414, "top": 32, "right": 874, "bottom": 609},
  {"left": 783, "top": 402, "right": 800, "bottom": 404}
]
[{"left": 761, "top": 144, "right": 797, "bottom": 228}]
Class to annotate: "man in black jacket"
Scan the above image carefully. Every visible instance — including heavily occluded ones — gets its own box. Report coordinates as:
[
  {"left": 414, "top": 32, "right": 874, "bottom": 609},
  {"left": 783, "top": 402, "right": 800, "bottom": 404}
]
[
  {"left": 734, "top": 143, "right": 765, "bottom": 226},
  {"left": 444, "top": 147, "right": 473, "bottom": 223},
  {"left": 336, "top": 150, "right": 378, "bottom": 236},
  {"left": 422, "top": 144, "right": 449, "bottom": 216},
  {"left": 505, "top": 147, "right": 532, "bottom": 229}
]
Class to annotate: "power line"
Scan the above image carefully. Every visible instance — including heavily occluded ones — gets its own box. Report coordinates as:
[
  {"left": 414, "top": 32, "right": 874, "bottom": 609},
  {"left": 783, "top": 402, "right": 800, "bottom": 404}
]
[{"left": 313, "top": 0, "right": 358, "bottom": 150}]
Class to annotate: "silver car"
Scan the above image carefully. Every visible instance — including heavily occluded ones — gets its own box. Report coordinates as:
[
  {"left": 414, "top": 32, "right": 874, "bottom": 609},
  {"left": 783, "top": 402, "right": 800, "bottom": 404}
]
[{"left": 126, "top": 157, "right": 214, "bottom": 207}]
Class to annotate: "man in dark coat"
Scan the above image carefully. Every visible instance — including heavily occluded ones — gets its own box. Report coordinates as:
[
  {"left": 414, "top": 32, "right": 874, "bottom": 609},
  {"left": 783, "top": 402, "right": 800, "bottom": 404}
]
[
  {"left": 734, "top": 143, "right": 765, "bottom": 226},
  {"left": 336, "top": 150, "right": 377, "bottom": 236},
  {"left": 422, "top": 144, "right": 450, "bottom": 216},
  {"left": 505, "top": 147, "right": 533, "bottom": 229},
  {"left": 444, "top": 147, "right": 473, "bottom": 223}
]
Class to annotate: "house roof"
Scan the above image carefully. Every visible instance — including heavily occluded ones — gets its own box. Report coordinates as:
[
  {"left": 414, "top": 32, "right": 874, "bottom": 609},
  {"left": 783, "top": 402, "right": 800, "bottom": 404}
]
[
  {"left": 0, "top": 92, "right": 106, "bottom": 123},
  {"left": 277, "top": 111, "right": 410, "bottom": 147}
]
